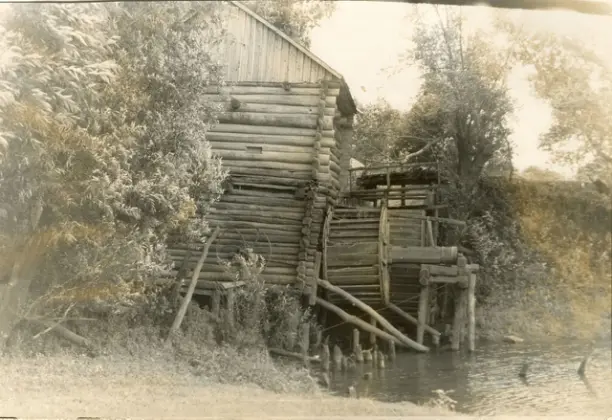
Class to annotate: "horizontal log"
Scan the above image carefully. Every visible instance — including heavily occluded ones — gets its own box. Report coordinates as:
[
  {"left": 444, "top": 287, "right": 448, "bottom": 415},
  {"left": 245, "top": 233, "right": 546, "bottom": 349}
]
[
  {"left": 209, "top": 123, "right": 333, "bottom": 138},
  {"left": 212, "top": 202, "right": 304, "bottom": 216},
  {"left": 390, "top": 246, "right": 458, "bottom": 264},
  {"left": 269, "top": 348, "right": 321, "bottom": 363},
  {"left": 331, "top": 217, "right": 380, "bottom": 224},
  {"left": 207, "top": 131, "right": 336, "bottom": 148},
  {"left": 333, "top": 207, "right": 381, "bottom": 214},
  {"left": 211, "top": 141, "right": 330, "bottom": 155},
  {"left": 227, "top": 101, "right": 336, "bottom": 116},
  {"left": 224, "top": 81, "right": 342, "bottom": 89},
  {"left": 218, "top": 194, "right": 304, "bottom": 208},
  {"left": 217, "top": 112, "right": 334, "bottom": 131},
  {"left": 210, "top": 209, "right": 303, "bottom": 222},
  {"left": 220, "top": 159, "right": 316, "bottom": 173},
  {"left": 208, "top": 216, "right": 302, "bottom": 228},
  {"left": 203, "top": 94, "right": 338, "bottom": 108},
  {"left": 210, "top": 221, "right": 302, "bottom": 233},
  {"left": 216, "top": 149, "right": 330, "bottom": 166},
  {"left": 229, "top": 170, "right": 332, "bottom": 187},
  {"left": 391, "top": 214, "right": 466, "bottom": 227},
  {"left": 204, "top": 85, "right": 340, "bottom": 96},
  {"left": 227, "top": 175, "right": 307, "bottom": 188}
]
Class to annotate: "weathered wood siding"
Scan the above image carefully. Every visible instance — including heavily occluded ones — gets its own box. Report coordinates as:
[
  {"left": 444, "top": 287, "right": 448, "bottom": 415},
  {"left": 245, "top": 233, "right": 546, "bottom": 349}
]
[
  {"left": 166, "top": 82, "right": 343, "bottom": 292},
  {"left": 220, "top": 2, "right": 337, "bottom": 83}
]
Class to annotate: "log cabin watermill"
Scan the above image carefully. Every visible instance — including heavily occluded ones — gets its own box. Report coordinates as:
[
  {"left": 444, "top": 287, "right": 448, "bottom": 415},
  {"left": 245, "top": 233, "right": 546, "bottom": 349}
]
[{"left": 164, "top": 0, "right": 481, "bottom": 358}]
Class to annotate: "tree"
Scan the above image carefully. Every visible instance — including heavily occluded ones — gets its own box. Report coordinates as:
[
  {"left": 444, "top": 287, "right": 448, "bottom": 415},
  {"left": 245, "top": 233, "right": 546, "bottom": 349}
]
[
  {"left": 499, "top": 19, "right": 612, "bottom": 185},
  {"left": 352, "top": 100, "right": 407, "bottom": 166},
  {"left": 0, "top": 2, "right": 226, "bottom": 346},
  {"left": 401, "top": 7, "right": 515, "bottom": 194},
  {"left": 241, "top": 0, "right": 335, "bottom": 48}
]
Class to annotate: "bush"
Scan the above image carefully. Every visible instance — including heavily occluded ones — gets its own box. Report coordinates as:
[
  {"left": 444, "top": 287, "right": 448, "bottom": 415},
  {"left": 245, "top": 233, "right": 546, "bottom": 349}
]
[{"left": 443, "top": 177, "right": 611, "bottom": 339}]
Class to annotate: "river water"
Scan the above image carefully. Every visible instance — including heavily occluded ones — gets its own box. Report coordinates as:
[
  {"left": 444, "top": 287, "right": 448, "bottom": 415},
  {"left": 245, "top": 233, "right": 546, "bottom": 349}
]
[{"left": 329, "top": 339, "right": 612, "bottom": 416}]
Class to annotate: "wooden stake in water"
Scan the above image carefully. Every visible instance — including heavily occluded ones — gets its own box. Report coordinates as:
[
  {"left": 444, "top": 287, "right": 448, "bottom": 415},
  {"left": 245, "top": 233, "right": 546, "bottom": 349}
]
[{"left": 578, "top": 342, "right": 597, "bottom": 378}]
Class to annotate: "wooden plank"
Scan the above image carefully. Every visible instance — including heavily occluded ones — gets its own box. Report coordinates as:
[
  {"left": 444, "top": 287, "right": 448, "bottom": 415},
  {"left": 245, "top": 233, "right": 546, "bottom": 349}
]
[
  {"left": 390, "top": 246, "right": 458, "bottom": 264},
  {"left": 327, "top": 241, "right": 378, "bottom": 256}
]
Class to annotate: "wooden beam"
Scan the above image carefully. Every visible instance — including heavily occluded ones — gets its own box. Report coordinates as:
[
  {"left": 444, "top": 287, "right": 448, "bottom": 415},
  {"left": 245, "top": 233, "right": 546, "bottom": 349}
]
[
  {"left": 391, "top": 213, "right": 466, "bottom": 227},
  {"left": 316, "top": 279, "right": 429, "bottom": 352},
  {"left": 387, "top": 302, "right": 441, "bottom": 340},
  {"left": 467, "top": 273, "right": 477, "bottom": 352},
  {"left": 315, "top": 297, "right": 407, "bottom": 348},
  {"left": 390, "top": 246, "right": 458, "bottom": 264}
]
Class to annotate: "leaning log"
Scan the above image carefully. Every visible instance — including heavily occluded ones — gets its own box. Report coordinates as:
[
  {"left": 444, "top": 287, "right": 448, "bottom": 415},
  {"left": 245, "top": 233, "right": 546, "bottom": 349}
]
[
  {"left": 315, "top": 298, "right": 406, "bottom": 347},
  {"left": 387, "top": 302, "right": 441, "bottom": 341},
  {"left": 31, "top": 320, "right": 97, "bottom": 355},
  {"left": 167, "top": 227, "right": 220, "bottom": 342},
  {"left": 316, "top": 279, "right": 429, "bottom": 352}
]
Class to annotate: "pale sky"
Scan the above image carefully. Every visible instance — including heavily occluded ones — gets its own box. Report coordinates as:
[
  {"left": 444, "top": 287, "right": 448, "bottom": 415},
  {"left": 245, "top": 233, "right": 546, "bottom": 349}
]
[{"left": 309, "top": 2, "right": 612, "bottom": 177}]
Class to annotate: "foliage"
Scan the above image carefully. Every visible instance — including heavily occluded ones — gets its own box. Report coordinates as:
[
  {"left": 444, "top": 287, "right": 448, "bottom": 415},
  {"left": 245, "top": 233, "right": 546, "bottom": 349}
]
[
  {"left": 242, "top": 0, "right": 335, "bottom": 48},
  {"left": 400, "top": 7, "right": 515, "bottom": 191},
  {"left": 0, "top": 2, "right": 227, "bottom": 333},
  {"left": 498, "top": 19, "right": 612, "bottom": 184},
  {"left": 471, "top": 177, "right": 611, "bottom": 339},
  {"left": 351, "top": 100, "right": 407, "bottom": 166}
]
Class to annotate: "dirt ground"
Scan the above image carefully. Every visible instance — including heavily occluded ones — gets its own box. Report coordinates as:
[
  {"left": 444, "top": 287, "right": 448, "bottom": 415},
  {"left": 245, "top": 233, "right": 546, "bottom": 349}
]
[{"left": 0, "top": 355, "right": 452, "bottom": 418}]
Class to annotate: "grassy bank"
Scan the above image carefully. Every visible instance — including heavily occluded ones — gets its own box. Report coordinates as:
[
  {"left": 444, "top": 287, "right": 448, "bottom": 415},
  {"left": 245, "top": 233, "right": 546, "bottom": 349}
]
[
  {"left": 0, "top": 354, "right": 453, "bottom": 417},
  {"left": 463, "top": 178, "right": 611, "bottom": 341}
]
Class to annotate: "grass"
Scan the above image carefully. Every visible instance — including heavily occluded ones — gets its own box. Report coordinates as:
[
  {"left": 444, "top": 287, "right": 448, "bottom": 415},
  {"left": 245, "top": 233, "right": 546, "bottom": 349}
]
[{"left": 0, "top": 353, "right": 454, "bottom": 417}]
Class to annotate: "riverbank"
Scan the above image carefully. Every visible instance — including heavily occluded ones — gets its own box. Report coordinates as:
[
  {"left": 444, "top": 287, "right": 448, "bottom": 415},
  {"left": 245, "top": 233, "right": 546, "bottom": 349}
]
[{"left": 0, "top": 354, "right": 453, "bottom": 418}]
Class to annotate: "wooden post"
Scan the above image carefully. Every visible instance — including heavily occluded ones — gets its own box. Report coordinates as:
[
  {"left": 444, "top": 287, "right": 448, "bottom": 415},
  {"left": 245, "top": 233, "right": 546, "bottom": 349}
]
[
  {"left": 355, "top": 343, "right": 364, "bottom": 363},
  {"left": 226, "top": 289, "right": 236, "bottom": 331},
  {"left": 377, "top": 350, "right": 385, "bottom": 369},
  {"left": 211, "top": 289, "right": 221, "bottom": 318},
  {"left": 369, "top": 317, "right": 377, "bottom": 349},
  {"left": 427, "top": 219, "right": 435, "bottom": 247},
  {"left": 352, "top": 328, "right": 360, "bottom": 356},
  {"left": 451, "top": 254, "right": 468, "bottom": 351},
  {"left": 300, "top": 322, "right": 310, "bottom": 366},
  {"left": 309, "top": 252, "right": 321, "bottom": 306},
  {"left": 314, "top": 329, "right": 323, "bottom": 353},
  {"left": 333, "top": 344, "right": 343, "bottom": 369},
  {"left": 388, "top": 340, "right": 396, "bottom": 361},
  {"left": 467, "top": 272, "right": 476, "bottom": 352},
  {"left": 417, "top": 286, "right": 430, "bottom": 345},
  {"left": 321, "top": 342, "right": 330, "bottom": 373}
]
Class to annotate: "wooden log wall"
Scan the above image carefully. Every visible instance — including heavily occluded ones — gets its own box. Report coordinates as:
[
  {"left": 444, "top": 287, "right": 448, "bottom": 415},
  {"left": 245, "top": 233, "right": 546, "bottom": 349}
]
[
  {"left": 325, "top": 207, "right": 385, "bottom": 307},
  {"left": 165, "top": 82, "right": 345, "bottom": 293}
]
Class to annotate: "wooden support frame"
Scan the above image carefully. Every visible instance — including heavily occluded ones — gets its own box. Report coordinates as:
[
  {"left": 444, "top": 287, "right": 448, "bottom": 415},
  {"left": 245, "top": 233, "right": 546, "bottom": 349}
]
[
  {"left": 387, "top": 302, "right": 441, "bottom": 341},
  {"left": 379, "top": 204, "right": 390, "bottom": 304},
  {"left": 316, "top": 279, "right": 429, "bottom": 352}
]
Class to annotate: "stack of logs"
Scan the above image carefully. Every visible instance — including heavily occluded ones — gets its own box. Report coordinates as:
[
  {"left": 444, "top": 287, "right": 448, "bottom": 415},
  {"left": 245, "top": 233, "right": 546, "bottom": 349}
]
[{"left": 165, "top": 81, "right": 349, "bottom": 292}]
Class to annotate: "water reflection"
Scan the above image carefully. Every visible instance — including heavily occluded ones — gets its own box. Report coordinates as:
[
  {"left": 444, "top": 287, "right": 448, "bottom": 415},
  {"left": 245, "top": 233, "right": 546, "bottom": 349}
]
[{"left": 329, "top": 340, "right": 612, "bottom": 415}]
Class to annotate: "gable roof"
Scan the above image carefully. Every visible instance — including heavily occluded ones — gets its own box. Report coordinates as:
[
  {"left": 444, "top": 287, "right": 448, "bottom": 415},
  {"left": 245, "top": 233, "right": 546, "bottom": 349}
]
[{"left": 229, "top": 1, "right": 343, "bottom": 80}]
